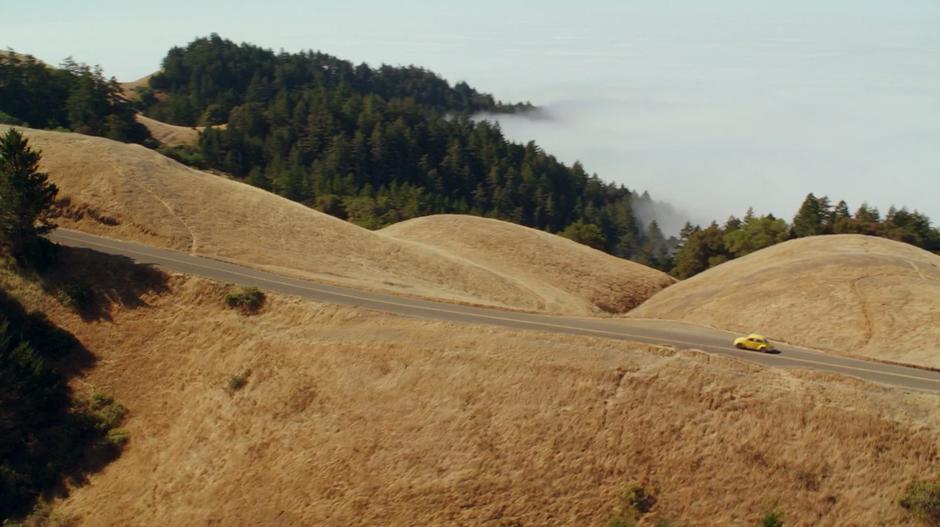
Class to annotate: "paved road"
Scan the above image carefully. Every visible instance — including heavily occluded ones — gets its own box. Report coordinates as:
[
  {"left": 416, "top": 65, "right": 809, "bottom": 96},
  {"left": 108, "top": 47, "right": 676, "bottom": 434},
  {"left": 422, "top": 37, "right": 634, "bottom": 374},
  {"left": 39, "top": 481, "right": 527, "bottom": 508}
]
[{"left": 49, "top": 229, "right": 940, "bottom": 394}]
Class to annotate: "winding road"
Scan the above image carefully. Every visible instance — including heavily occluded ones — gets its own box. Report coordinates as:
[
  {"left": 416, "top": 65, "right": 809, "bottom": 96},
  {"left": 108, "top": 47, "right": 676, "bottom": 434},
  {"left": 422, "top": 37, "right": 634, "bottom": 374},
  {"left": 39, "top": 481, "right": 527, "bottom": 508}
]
[{"left": 50, "top": 229, "right": 940, "bottom": 394}]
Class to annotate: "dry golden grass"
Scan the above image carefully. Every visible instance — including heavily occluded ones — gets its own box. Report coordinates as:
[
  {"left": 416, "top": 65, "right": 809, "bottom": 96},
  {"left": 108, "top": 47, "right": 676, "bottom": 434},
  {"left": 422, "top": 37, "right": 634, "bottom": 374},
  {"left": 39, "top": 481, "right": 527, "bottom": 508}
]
[
  {"left": 631, "top": 234, "right": 940, "bottom": 369},
  {"left": 135, "top": 114, "right": 200, "bottom": 147},
  {"left": 2, "top": 259, "right": 937, "bottom": 527},
  {"left": 118, "top": 75, "right": 152, "bottom": 102},
  {"left": 382, "top": 215, "right": 675, "bottom": 313},
  {"left": 6, "top": 126, "right": 670, "bottom": 314}
]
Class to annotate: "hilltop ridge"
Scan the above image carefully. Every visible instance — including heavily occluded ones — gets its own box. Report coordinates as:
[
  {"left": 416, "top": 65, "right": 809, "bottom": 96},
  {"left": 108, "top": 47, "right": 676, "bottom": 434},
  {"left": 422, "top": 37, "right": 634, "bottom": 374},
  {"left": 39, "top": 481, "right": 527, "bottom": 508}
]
[
  {"left": 631, "top": 234, "right": 940, "bottom": 368},
  {"left": 8, "top": 125, "right": 671, "bottom": 314}
]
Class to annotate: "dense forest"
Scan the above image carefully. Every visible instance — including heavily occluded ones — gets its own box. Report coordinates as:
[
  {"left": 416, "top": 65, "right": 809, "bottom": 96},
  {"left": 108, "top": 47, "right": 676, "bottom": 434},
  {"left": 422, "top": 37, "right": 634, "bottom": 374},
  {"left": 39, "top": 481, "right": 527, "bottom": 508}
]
[
  {"left": 671, "top": 194, "right": 940, "bottom": 278},
  {"left": 0, "top": 51, "right": 149, "bottom": 143},
  {"left": 131, "top": 35, "right": 675, "bottom": 267}
]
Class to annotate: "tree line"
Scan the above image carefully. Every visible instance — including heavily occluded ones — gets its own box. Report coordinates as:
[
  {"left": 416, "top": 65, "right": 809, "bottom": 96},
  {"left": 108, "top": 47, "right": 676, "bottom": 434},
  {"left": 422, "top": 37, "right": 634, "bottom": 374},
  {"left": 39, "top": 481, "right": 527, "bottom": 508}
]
[
  {"left": 0, "top": 50, "right": 149, "bottom": 143},
  {"left": 671, "top": 193, "right": 940, "bottom": 278},
  {"left": 140, "top": 34, "right": 532, "bottom": 126},
  {"left": 133, "top": 35, "right": 674, "bottom": 267}
]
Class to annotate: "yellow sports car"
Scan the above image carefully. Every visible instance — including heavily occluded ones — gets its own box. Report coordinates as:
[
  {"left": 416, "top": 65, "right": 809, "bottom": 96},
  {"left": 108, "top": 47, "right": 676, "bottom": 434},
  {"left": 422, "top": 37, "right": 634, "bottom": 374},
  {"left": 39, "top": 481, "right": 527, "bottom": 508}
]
[{"left": 733, "top": 334, "right": 776, "bottom": 352}]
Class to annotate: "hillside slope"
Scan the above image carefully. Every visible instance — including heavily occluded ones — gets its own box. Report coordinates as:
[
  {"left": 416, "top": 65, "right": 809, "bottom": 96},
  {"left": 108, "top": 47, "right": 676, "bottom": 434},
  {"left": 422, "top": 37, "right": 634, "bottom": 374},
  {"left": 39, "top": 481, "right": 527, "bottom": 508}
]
[
  {"left": 630, "top": 235, "right": 940, "bottom": 368},
  {"left": 1, "top": 259, "right": 936, "bottom": 526},
  {"left": 135, "top": 114, "right": 199, "bottom": 146},
  {"left": 382, "top": 215, "right": 675, "bottom": 313},
  {"left": 9, "top": 126, "right": 670, "bottom": 314}
]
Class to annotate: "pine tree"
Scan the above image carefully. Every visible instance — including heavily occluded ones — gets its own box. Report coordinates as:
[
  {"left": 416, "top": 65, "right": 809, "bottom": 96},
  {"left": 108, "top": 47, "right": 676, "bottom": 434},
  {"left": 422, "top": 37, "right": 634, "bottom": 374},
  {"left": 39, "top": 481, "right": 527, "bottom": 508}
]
[
  {"left": 792, "top": 193, "right": 828, "bottom": 237},
  {"left": 0, "top": 129, "right": 59, "bottom": 262}
]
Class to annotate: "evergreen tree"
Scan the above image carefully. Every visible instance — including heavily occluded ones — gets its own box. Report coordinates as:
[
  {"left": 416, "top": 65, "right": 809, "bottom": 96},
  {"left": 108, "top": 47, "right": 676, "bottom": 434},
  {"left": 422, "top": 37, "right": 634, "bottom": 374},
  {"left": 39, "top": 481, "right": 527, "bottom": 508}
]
[
  {"left": 0, "top": 51, "right": 148, "bottom": 142},
  {"left": 0, "top": 129, "right": 58, "bottom": 262},
  {"left": 723, "top": 213, "right": 790, "bottom": 258},
  {"left": 559, "top": 220, "right": 607, "bottom": 250},
  {"left": 671, "top": 222, "right": 729, "bottom": 279},
  {"left": 792, "top": 193, "right": 828, "bottom": 237}
]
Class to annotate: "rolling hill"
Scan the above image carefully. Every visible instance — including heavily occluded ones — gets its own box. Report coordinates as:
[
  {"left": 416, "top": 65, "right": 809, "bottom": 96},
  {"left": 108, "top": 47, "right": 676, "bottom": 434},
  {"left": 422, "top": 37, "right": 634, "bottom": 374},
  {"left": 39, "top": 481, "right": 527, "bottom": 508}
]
[
  {"left": 382, "top": 214, "right": 674, "bottom": 314},
  {"left": 134, "top": 114, "right": 199, "bottom": 146},
  {"left": 630, "top": 234, "right": 940, "bottom": 368},
  {"left": 7, "top": 125, "right": 672, "bottom": 315}
]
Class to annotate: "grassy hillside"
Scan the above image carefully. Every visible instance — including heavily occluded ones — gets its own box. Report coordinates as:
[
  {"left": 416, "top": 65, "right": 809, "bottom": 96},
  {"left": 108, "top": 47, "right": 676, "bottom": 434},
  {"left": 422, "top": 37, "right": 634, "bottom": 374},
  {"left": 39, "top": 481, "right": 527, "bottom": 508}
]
[
  {"left": 631, "top": 234, "right": 940, "bottom": 368},
  {"left": 382, "top": 214, "right": 675, "bottom": 313},
  {"left": 8, "top": 125, "right": 671, "bottom": 314},
  {"left": 1, "top": 256, "right": 936, "bottom": 526},
  {"left": 134, "top": 114, "right": 199, "bottom": 147}
]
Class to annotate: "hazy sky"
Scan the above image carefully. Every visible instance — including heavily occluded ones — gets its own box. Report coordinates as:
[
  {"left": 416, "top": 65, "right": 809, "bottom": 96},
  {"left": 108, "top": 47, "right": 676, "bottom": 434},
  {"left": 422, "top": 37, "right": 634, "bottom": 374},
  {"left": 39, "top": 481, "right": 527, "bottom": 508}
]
[{"left": 5, "top": 1, "right": 940, "bottom": 228}]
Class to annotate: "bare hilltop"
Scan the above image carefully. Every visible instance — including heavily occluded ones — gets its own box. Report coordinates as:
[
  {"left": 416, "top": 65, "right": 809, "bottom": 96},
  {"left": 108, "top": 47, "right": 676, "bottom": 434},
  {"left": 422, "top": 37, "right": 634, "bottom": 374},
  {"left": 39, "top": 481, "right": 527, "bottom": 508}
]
[{"left": 631, "top": 234, "right": 940, "bottom": 369}]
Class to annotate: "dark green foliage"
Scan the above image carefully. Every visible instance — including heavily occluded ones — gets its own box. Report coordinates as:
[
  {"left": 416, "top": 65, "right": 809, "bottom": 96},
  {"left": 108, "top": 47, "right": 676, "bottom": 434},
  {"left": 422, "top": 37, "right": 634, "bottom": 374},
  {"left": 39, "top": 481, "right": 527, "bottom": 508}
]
[
  {"left": 899, "top": 480, "right": 940, "bottom": 526},
  {"left": 671, "top": 222, "right": 732, "bottom": 279},
  {"left": 559, "top": 220, "right": 607, "bottom": 250},
  {"left": 792, "top": 193, "right": 830, "bottom": 237},
  {"left": 226, "top": 370, "right": 252, "bottom": 394},
  {"left": 0, "top": 111, "right": 24, "bottom": 126},
  {"left": 224, "top": 286, "right": 265, "bottom": 314},
  {"left": 0, "top": 51, "right": 149, "bottom": 143},
  {"left": 57, "top": 283, "right": 92, "bottom": 310},
  {"left": 722, "top": 213, "right": 790, "bottom": 258},
  {"left": 608, "top": 483, "right": 657, "bottom": 527},
  {"left": 672, "top": 195, "right": 940, "bottom": 278},
  {"left": 137, "top": 35, "right": 675, "bottom": 269},
  {"left": 760, "top": 509, "right": 785, "bottom": 527},
  {"left": 0, "top": 291, "right": 125, "bottom": 521},
  {"left": 0, "top": 129, "right": 59, "bottom": 264},
  {"left": 145, "top": 34, "right": 528, "bottom": 126},
  {"left": 157, "top": 144, "right": 207, "bottom": 169}
]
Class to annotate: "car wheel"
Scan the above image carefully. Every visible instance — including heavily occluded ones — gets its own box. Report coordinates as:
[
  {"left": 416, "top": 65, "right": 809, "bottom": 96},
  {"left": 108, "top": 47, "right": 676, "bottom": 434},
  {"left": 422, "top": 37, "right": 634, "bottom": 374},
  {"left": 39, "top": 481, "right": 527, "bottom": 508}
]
[{"left": 735, "top": 343, "right": 744, "bottom": 350}]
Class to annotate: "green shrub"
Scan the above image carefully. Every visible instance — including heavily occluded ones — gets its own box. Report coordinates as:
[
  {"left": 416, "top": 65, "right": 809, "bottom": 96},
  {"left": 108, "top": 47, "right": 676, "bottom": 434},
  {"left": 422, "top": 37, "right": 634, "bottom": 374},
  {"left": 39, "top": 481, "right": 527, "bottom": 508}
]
[
  {"left": 608, "top": 483, "right": 657, "bottom": 527},
  {"left": 761, "top": 509, "right": 784, "bottom": 527},
  {"left": 157, "top": 144, "right": 207, "bottom": 169},
  {"left": 224, "top": 286, "right": 265, "bottom": 314},
  {"left": 58, "top": 283, "right": 92, "bottom": 310},
  {"left": 89, "top": 392, "right": 128, "bottom": 431},
  {"left": 105, "top": 428, "right": 130, "bottom": 448},
  {"left": 900, "top": 480, "right": 940, "bottom": 525},
  {"left": 226, "top": 370, "right": 251, "bottom": 394}
]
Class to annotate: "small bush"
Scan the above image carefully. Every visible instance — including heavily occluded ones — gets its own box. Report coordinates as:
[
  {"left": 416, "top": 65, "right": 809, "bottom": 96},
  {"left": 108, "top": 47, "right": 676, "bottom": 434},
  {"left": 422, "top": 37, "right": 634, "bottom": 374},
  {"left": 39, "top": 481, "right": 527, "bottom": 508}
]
[
  {"left": 761, "top": 509, "right": 784, "bottom": 527},
  {"left": 224, "top": 286, "right": 265, "bottom": 314},
  {"left": 226, "top": 370, "right": 251, "bottom": 394},
  {"left": 608, "top": 483, "right": 657, "bottom": 527},
  {"left": 900, "top": 480, "right": 940, "bottom": 525},
  {"left": 89, "top": 392, "right": 128, "bottom": 431},
  {"left": 157, "top": 144, "right": 207, "bottom": 169},
  {"left": 58, "top": 283, "right": 92, "bottom": 310},
  {"left": 105, "top": 428, "right": 130, "bottom": 447}
]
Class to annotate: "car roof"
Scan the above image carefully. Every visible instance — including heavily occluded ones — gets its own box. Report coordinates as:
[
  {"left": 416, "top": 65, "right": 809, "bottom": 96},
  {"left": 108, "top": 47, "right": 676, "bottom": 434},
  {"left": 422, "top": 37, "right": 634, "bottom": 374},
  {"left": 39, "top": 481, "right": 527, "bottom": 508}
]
[{"left": 747, "top": 333, "right": 767, "bottom": 340}]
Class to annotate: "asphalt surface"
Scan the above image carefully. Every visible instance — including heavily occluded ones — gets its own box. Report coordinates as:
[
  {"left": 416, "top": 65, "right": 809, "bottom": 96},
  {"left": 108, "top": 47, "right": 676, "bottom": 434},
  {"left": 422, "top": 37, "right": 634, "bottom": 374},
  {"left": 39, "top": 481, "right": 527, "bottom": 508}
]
[{"left": 49, "top": 229, "right": 940, "bottom": 394}]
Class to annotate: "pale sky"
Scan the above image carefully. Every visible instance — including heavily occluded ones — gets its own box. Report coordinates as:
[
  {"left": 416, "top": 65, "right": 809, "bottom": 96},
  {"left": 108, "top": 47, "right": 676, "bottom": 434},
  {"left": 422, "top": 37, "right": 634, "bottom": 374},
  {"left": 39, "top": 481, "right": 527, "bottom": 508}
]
[{"left": 5, "top": 0, "right": 939, "bottom": 229}]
